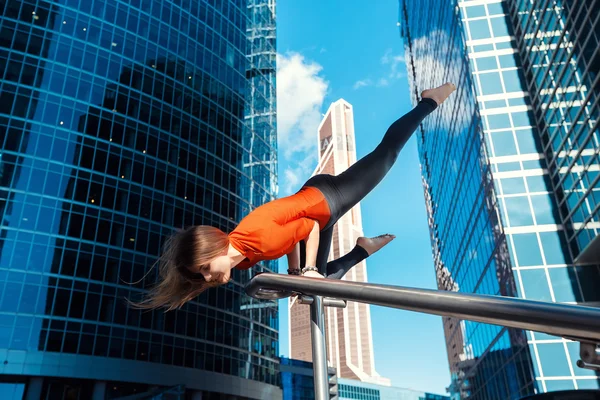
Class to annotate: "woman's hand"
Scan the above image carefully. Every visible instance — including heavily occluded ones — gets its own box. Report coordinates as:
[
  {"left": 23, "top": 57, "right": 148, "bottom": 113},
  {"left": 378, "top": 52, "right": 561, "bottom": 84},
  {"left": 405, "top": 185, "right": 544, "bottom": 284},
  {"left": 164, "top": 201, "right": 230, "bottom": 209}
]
[{"left": 302, "top": 270, "right": 325, "bottom": 279}]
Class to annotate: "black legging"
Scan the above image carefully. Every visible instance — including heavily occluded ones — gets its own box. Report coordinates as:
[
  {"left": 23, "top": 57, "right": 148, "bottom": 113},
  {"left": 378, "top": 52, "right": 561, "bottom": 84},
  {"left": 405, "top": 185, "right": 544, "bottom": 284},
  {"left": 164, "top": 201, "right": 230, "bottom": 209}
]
[{"left": 301, "top": 98, "right": 438, "bottom": 278}]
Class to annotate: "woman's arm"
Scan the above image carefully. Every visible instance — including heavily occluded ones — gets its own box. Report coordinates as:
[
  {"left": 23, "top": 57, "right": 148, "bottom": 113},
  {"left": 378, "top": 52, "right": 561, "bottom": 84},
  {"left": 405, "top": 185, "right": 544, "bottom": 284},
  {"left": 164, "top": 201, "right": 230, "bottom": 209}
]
[
  {"left": 303, "top": 220, "right": 324, "bottom": 278},
  {"left": 275, "top": 217, "right": 323, "bottom": 278},
  {"left": 286, "top": 242, "right": 301, "bottom": 274}
]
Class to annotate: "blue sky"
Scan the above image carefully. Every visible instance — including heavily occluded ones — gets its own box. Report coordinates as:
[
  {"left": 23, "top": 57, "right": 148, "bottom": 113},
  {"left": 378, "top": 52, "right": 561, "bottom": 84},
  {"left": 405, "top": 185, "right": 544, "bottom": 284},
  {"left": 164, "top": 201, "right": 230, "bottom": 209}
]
[{"left": 274, "top": 0, "right": 451, "bottom": 395}]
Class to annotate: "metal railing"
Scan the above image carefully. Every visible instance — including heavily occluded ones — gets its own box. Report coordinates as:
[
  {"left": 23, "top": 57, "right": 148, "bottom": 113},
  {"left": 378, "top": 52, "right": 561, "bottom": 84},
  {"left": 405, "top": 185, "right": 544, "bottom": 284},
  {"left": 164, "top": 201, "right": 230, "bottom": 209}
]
[{"left": 245, "top": 273, "right": 600, "bottom": 400}]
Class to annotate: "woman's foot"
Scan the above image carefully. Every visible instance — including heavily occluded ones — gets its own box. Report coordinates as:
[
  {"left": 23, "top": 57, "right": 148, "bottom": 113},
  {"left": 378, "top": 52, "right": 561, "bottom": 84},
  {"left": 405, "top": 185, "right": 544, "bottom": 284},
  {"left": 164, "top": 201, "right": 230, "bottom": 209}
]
[
  {"left": 421, "top": 82, "right": 456, "bottom": 106},
  {"left": 357, "top": 234, "right": 396, "bottom": 256}
]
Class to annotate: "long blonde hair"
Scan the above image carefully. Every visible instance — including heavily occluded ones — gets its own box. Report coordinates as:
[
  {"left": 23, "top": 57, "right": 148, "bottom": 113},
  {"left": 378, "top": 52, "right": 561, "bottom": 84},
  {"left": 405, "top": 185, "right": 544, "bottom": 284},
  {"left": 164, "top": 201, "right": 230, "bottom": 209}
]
[{"left": 130, "top": 226, "right": 230, "bottom": 311}]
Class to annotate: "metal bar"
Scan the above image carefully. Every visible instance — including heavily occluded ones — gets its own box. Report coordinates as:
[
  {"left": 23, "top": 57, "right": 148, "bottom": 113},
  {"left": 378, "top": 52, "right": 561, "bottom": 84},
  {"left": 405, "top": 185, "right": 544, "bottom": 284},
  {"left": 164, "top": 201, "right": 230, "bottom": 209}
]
[
  {"left": 245, "top": 273, "right": 600, "bottom": 342},
  {"left": 579, "top": 342, "right": 600, "bottom": 370},
  {"left": 299, "top": 295, "right": 347, "bottom": 308},
  {"left": 310, "top": 295, "right": 329, "bottom": 400}
]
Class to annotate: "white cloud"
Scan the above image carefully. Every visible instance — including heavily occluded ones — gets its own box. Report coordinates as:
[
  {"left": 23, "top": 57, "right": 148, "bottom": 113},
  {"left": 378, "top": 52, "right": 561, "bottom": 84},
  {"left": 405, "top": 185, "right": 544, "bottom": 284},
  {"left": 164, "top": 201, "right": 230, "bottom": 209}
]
[
  {"left": 276, "top": 52, "right": 328, "bottom": 158},
  {"left": 354, "top": 49, "right": 406, "bottom": 91},
  {"left": 353, "top": 79, "right": 372, "bottom": 90},
  {"left": 381, "top": 48, "right": 406, "bottom": 80},
  {"left": 281, "top": 153, "right": 318, "bottom": 194},
  {"left": 380, "top": 49, "right": 392, "bottom": 64},
  {"left": 284, "top": 167, "right": 301, "bottom": 191},
  {"left": 376, "top": 78, "right": 389, "bottom": 87},
  {"left": 276, "top": 52, "right": 329, "bottom": 195},
  {"left": 381, "top": 49, "right": 405, "bottom": 65}
]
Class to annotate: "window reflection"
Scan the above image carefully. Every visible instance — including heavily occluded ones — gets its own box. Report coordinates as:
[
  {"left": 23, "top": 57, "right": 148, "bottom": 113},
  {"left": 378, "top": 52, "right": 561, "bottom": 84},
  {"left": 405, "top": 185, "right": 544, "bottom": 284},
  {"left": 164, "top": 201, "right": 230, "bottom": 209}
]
[
  {"left": 469, "top": 20, "right": 492, "bottom": 40},
  {"left": 500, "top": 177, "right": 526, "bottom": 195},
  {"left": 537, "top": 343, "right": 572, "bottom": 377},
  {"left": 520, "top": 269, "right": 552, "bottom": 301},
  {"left": 480, "top": 72, "right": 504, "bottom": 95},
  {"left": 512, "top": 234, "right": 543, "bottom": 266},
  {"left": 505, "top": 197, "right": 534, "bottom": 226}
]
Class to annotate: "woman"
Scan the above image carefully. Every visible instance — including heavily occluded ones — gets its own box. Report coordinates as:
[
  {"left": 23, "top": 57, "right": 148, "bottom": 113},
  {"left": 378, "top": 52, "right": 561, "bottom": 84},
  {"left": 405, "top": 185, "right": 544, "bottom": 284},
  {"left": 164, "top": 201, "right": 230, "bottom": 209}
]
[{"left": 136, "top": 83, "right": 456, "bottom": 310}]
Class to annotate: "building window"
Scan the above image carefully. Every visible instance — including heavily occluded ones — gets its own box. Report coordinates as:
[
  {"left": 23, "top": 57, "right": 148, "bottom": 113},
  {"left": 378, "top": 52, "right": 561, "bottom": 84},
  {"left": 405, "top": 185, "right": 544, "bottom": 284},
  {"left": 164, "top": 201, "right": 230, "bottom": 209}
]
[
  {"left": 480, "top": 72, "right": 504, "bottom": 95},
  {"left": 504, "top": 196, "right": 534, "bottom": 226},
  {"left": 490, "top": 17, "right": 510, "bottom": 37},
  {"left": 530, "top": 195, "right": 555, "bottom": 225},
  {"left": 536, "top": 343, "right": 572, "bottom": 377},
  {"left": 512, "top": 233, "right": 543, "bottom": 266},
  {"left": 548, "top": 267, "right": 580, "bottom": 302},
  {"left": 500, "top": 177, "right": 526, "bottom": 195},
  {"left": 0, "top": 383, "right": 26, "bottom": 400},
  {"left": 520, "top": 268, "right": 552, "bottom": 301},
  {"left": 469, "top": 20, "right": 492, "bottom": 40},
  {"left": 539, "top": 231, "right": 568, "bottom": 265}
]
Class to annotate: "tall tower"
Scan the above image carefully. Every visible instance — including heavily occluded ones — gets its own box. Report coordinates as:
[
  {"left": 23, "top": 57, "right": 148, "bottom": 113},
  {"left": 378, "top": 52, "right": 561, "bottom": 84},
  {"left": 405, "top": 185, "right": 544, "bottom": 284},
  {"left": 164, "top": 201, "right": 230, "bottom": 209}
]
[
  {"left": 289, "top": 99, "right": 389, "bottom": 385},
  {"left": 0, "top": 0, "right": 279, "bottom": 398},
  {"left": 399, "top": 0, "right": 600, "bottom": 397}
]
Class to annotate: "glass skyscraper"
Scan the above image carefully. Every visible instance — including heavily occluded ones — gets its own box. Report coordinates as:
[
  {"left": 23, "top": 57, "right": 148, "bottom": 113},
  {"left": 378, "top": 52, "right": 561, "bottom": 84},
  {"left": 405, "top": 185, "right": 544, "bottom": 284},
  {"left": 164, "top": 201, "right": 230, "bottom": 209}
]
[
  {"left": 0, "top": 0, "right": 278, "bottom": 399},
  {"left": 505, "top": 0, "right": 600, "bottom": 263},
  {"left": 400, "top": 0, "right": 600, "bottom": 398},
  {"left": 279, "top": 357, "right": 320, "bottom": 400}
]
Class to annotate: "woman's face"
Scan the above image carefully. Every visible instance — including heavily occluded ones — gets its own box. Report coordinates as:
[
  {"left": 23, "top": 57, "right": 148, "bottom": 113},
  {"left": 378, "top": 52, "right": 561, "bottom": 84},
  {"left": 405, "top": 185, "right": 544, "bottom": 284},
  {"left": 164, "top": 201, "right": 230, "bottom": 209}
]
[{"left": 199, "top": 255, "right": 231, "bottom": 284}]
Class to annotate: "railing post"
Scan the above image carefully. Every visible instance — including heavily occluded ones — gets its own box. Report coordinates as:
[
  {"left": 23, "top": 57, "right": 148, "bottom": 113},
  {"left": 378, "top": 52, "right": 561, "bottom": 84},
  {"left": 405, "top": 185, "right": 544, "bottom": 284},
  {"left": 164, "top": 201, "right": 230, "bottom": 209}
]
[{"left": 310, "top": 295, "right": 329, "bottom": 400}]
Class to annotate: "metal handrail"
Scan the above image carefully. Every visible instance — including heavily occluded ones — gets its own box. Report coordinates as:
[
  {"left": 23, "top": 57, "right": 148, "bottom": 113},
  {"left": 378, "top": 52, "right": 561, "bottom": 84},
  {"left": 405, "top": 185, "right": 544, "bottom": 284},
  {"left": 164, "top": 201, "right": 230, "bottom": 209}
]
[
  {"left": 247, "top": 273, "right": 600, "bottom": 399},
  {"left": 246, "top": 273, "right": 600, "bottom": 342}
]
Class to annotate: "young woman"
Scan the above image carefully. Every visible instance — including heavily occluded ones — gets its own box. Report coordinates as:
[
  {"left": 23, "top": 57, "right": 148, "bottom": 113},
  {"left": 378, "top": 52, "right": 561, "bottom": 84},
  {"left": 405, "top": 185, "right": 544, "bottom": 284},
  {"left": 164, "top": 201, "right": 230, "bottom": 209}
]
[{"left": 136, "top": 83, "right": 456, "bottom": 310}]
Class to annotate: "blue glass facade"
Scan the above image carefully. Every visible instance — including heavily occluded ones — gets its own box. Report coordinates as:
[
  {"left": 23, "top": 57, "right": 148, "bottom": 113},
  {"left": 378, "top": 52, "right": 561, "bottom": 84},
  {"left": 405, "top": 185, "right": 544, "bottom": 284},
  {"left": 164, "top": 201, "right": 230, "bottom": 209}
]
[
  {"left": 459, "top": 0, "right": 600, "bottom": 393},
  {"left": 0, "top": 0, "right": 279, "bottom": 398},
  {"left": 278, "top": 358, "right": 449, "bottom": 400},
  {"left": 505, "top": 0, "right": 600, "bottom": 264},
  {"left": 400, "top": 0, "right": 600, "bottom": 397},
  {"left": 0, "top": 383, "right": 25, "bottom": 400},
  {"left": 243, "top": 0, "right": 277, "bottom": 212},
  {"left": 338, "top": 378, "right": 450, "bottom": 400},
  {"left": 399, "top": 0, "right": 536, "bottom": 398},
  {"left": 279, "top": 357, "right": 317, "bottom": 400}
]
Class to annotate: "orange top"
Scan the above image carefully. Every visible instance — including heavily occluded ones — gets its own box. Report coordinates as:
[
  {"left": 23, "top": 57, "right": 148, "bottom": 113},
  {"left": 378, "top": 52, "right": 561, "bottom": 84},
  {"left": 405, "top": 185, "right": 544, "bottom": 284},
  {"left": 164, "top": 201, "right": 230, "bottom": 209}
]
[{"left": 229, "top": 186, "right": 330, "bottom": 270}]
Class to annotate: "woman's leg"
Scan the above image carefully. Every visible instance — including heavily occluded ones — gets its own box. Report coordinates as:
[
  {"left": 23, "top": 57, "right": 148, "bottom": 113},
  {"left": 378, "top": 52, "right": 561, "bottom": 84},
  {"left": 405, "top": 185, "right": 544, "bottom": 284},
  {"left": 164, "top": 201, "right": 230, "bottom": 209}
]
[
  {"left": 301, "top": 232, "right": 395, "bottom": 278},
  {"left": 325, "top": 245, "right": 368, "bottom": 279},
  {"left": 328, "top": 84, "right": 454, "bottom": 218},
  {"left": 325, "top": 234, "right": 395, "bottom": 279},
  {"left": 316, "top": 226, "right": 334, "bottom": 275}
]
